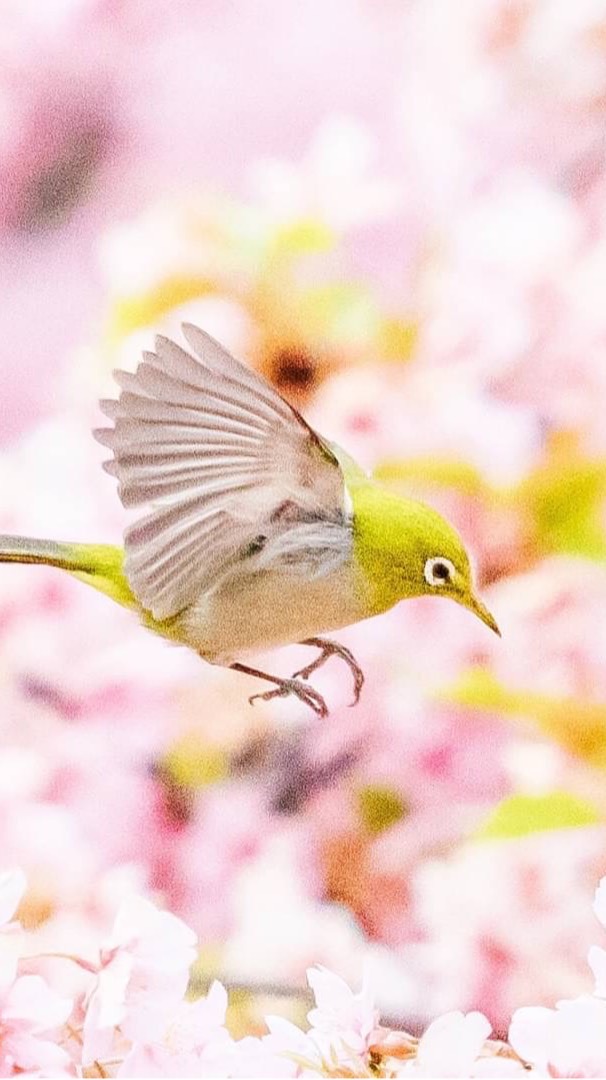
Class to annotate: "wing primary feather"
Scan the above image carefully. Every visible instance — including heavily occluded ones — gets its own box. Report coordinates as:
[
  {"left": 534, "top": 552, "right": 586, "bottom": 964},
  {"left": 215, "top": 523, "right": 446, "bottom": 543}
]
[
  {"left": 104, "top": 417, "right": 264, "bottom": 447},
  {"left": 129, "top": 533, "right": 225, "bottom": 591},
  {"left": 119, "top": 466, "right": 266, "bottom": 507},
  {"left": 115, "top": 452, "right": 262, "bottom": 479},
  {"left": 130, "top": 362, "right": 274, "bottom": 432},
  {"left": 120, "top": 470, "right": 258, "bottom": 509},
  {"left": 93, "top": 427, "right": 117, "bottom": 448},
  {"left": 98, "top": 325, "right": 347, "bottom": 619},
  {"left": 113, "top": 368, "right": 155, "bottom": 396},
  {"left": 124, "top": 488, "right": 247, "bottom": 546},
  {"left": 151, "top": 338, "right": 290, "bottom": 426},
  {"left": 126, "top": 521, "right": 240, "bottom": 618},
  {"left": 179, "top": 324, "right": 296, "bottom": 421},
  {"left": 99, "top": 400, "right": 121, "bottom": 421},
  {"left": 134, "top": 524, "right": 235, "bottom": 586},
  {"left": 104, "top": 391, "right": 265, "bottom": 429},
  {"left": 127, "top": 516, "right": 232, "bottom": 575},
  {"left": 153, "top": 335, "right": 280, "bottom": 412},
  {"left": 118, "top": 465, "right": 265, "bottom": 497}
]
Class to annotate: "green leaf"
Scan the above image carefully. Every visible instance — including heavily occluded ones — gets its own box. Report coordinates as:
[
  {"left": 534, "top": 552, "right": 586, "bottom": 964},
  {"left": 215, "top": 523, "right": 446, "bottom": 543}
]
[
  {"left": 298, "top": 283, "right": 380, "bottom": 345},
  {"left": 445, "top": 668, "right": 606, "bottom": 769},
  {"left": 271, "top": 219, "right": 335, "bottom": 257},
  {"left": 378, "top": 317, "right": 418, "bottom": 361},
  {"left": 162, "top": 734, "right": 228, "bottom": 790},
  {"left": 109, "top": 275, "right": 217, "bottom": 339},
  {"left": 357, "top": 784, "right": 408, "bottom": 835},
  {"left": 475, "top": 791, "right": 600, "bottom": 841},
  {"left": 373, "top": 456, "right": 491, "bottom": 499},
  {"left": 516, "top": 432, "right": 606, "bottom": 561}
]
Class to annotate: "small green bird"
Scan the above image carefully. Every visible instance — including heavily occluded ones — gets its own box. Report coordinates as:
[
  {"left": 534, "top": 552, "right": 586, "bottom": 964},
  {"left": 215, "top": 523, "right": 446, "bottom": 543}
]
[{"left": 0, "top": 325, "right": 499, "bottom": 716}]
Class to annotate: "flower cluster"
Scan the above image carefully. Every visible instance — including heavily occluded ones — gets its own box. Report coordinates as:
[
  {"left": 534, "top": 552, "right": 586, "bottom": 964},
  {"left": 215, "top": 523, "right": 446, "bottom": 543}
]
[{"left": 3, "top": 862, "right": 606, "bottom": 1077}]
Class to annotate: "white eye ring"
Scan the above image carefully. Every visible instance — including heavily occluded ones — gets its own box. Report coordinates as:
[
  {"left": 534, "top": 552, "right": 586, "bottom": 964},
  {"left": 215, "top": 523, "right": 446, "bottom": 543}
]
[{"left": 424, "top": 556, "right": 455, "bottom": 587}]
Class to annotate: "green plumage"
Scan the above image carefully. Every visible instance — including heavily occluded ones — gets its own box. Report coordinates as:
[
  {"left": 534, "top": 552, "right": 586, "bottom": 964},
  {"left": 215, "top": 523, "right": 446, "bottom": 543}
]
[
  {"left": 0, "top": 535, "right": 134, "bottom": 607},
  {"left": 350, "top": 478, "right": 470, "bottom": 614}
]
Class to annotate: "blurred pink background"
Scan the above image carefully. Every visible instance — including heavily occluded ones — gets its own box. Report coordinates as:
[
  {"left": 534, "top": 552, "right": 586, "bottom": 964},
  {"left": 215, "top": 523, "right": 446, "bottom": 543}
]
[{"left": 1, "top": 0, "right": 606, "bottom": 1048}]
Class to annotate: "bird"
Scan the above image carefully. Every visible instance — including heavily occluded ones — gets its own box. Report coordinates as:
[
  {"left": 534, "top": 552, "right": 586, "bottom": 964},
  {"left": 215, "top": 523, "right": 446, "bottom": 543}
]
[{"left": 0, "top": 324, "right": 499, "bottom": 717}]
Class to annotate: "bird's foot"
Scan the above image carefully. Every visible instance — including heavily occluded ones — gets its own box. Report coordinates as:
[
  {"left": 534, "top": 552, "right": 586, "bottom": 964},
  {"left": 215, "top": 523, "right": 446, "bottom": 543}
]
[
  {"left": 248, "top": 678, "right": 329, "bottom": 718},
  {"left": 293, "top": 637, "right": 365, "bottom": 707},
  {"left": 230, "top": 662, "right": 329, "bottom": 718}
]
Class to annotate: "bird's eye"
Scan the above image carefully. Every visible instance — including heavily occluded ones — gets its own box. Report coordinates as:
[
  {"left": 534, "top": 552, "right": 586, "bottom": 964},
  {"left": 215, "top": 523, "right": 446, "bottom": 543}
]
[{"left": 424, "top": 556, "right": 455, "bottom": 587}]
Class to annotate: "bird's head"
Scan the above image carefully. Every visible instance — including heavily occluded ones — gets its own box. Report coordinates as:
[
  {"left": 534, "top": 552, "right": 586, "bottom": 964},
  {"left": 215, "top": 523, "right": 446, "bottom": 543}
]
[
  {"left": 412, "top": 509, "right": 500, "bottom": 635},
  {"left": 353, "top": 485, "right": 500, "bottom": 635}
]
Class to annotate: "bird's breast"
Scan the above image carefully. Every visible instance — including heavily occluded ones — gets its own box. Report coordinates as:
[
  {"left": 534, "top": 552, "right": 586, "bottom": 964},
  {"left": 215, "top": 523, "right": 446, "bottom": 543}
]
[{"left": 174, "top": 561, "right": 368, "bottom": 664}]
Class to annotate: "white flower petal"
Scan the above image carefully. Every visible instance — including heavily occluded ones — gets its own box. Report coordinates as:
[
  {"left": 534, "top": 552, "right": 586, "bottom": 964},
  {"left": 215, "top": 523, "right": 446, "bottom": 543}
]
[
  {"left": 307, "top": 965, "right": 356, "bottom": 1018},
  {"left": 551, "top": 997, "right": 606, "bottom": 1077},
  {"left": 0, "top": 868, "right": 27, "bottom": 927},
  {"left": 594, "top": 878, "right": 606, "bottom": 930},
  {"left": 471, "top": 1057, "right": 528, "bottom": 1077},
  {"left": 508, "top": 1006, "right": 554, "bottom": 1071},
  {"left": 107, "top": 895, "right": 197, "bottom": 972},
  {"left": 588, "top": 945, "right": 606, "bottom": 997},
  {"left": 4, "top": 975, "right": 72, "bottom": 1031},
  {"left": 0, "top": 954, "right": 18, "bottom": 997},
  {"left": 416, "top": 1011, "right": 492, "bottom": 1078}
]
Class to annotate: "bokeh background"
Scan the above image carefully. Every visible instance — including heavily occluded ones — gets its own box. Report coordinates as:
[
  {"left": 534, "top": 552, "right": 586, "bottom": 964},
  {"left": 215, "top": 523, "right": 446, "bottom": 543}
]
[{"left": 1, "top": 0, "right": 606, "bottom": 1040}]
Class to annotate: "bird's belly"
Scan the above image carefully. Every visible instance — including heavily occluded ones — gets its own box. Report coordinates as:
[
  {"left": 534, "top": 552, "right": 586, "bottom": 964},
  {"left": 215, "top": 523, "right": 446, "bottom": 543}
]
[{"left": 175, "top": 564, "right": 366, "bottom": 663}]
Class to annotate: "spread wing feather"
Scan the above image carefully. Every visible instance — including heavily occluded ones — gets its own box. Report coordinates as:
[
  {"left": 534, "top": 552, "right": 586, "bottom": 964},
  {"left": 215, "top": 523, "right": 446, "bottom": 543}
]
[{"left": 95, "top": 325, "right": 347, "bottom": 620}]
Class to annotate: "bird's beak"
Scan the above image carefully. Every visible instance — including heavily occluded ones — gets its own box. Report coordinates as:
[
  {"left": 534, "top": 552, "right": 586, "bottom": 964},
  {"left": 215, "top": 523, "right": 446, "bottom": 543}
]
[{"left": 465, "top": 593, "right": 501, "bottom": 637}]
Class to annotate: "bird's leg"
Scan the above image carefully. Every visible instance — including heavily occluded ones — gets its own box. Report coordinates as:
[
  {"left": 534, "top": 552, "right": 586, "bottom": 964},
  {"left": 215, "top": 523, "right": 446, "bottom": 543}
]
[
  {"left": 230, "top": 662, "right": 329, "bottom": 719},
  {"left": 292, "top": 638, "right": 365, "bottom": 707}
]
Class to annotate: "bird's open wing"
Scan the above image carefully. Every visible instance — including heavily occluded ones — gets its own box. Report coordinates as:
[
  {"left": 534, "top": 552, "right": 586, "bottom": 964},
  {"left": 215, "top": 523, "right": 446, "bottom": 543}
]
[{"left": 95, "top": 324, "right": 347, "bottom": 620}]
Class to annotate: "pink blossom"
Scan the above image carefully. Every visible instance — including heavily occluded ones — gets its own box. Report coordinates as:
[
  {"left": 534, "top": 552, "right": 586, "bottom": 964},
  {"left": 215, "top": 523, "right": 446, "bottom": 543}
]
[
  {"left": 117, "top": 981, "right": 232, "bottom": 1078},
  {"left": 260, "top": 1016, "right": 318, "bottom": 1076},
  {"left": 489, "top": 559, "right": 606, "bottom": 701},
  {"left": 510, "top": 996, "right": 606, "bottom": 1077},
  {"left": 249, "top": 115, "right": 401, "bottom": 232},
  {"left": 407, "top": 1011, "right": 492, "bottom": 1077},
  {"left": 471, "top": 1060, "right": 527, "bottom": 1078},
  {"left": 227, "top": 1031, "right": 301, "bottom": 1078},
  {"left": 403, "top": 827, "right": 606, "bottom": 1023},
  {"left": 0, "top": 965, "right": 72, "bottom": 1077},
  {"left": 588, "top": 945, "right": 606, "bottom": 999},
  {"left": 261, "top": 1010, "right": 367, "bottom": 1078},
  {"left": 587, "top": 878, "right": 606, "bottom": 998},
  {"left": 0, "top": 867, "right": 26, "bottom": 929},
  {"left": 0, "top": 870, "right": 74, "bottom": 1076},
  {"left": 306, "top": 964, "right": 378, "bottom": 1056},
  {"left": 83, "top": 893, "right": 197, "bottom": 1063},
  {"left": 507, "top": 869, "right": 606, "bottom": 1076}
]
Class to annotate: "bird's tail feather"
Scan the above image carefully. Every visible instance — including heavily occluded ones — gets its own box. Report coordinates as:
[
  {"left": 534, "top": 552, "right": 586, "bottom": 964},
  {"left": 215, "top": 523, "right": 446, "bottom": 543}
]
[{"left": 0, "top": 535, "right": 137, "bottom": 610}]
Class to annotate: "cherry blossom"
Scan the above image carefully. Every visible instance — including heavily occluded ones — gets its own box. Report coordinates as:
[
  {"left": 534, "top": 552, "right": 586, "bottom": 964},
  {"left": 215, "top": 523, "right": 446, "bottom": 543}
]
[
  {"left": 0, "top": 971, "right": 73, "bottom": 1076},
  {"left": 0, "top": 868, "right": 26, "bottom": 930},
  {"left": 306, "top": 965, "right": 378, "bottom": 1057},
  {"left": 509, "top": 997, "right": 606, "bottom": 1078},
  {"left": 117, "top": 981, "right": 232, "bottom": 1078},
  {"left": 82, "top": 894, "right": 198, "bottom": 1064},
  {"left": 0, "top": 871, "right": 72, "bottom": 1078},
  {"left": 407, "top": 1011, "right": 493, "bottom": 1078}
]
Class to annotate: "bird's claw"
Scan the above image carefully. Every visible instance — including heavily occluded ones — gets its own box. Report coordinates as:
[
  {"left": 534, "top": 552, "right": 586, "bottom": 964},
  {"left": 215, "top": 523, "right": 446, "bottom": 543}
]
[
  {"left": 235, "top": 640, "right": 363, "bottom": 718},
  {"left": 249, "top": 678, "right": 329, "bottom": 718},
  {"left": 293, "top": 638, "right": 365, "bottom": 707}
]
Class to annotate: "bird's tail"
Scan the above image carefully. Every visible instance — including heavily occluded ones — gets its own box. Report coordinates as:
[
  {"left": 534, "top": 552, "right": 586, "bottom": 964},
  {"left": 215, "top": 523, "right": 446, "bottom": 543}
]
[{"left": 0, "top": 535, "right": 137, "bottom": 610}]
